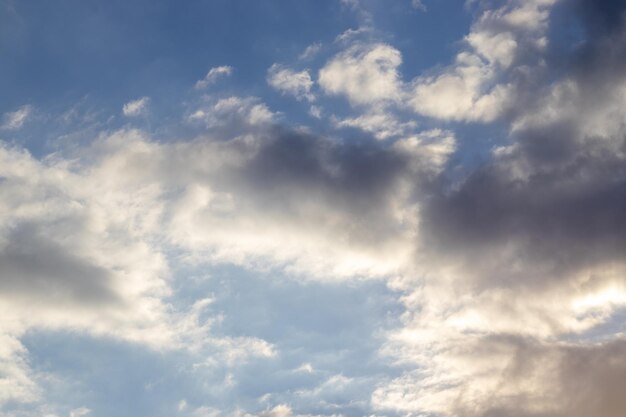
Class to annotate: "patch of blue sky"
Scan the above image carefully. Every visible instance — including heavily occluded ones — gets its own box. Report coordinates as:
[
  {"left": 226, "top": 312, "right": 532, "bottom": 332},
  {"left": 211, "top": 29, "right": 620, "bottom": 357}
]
[
  {"left": 20, "top": 263, "right": 407, "bottom": 417},
  {"left": 1, "top": 0, "right": 472, "bottom": 149}
]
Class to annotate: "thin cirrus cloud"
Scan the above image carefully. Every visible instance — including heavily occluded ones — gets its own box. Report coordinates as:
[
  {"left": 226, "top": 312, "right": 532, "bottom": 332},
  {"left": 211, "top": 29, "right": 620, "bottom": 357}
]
[
  {"left": 1, "top": 0, "right": 626, "bottom": 416},
  {"left": 1, "top": 105, "right": 32, "bottom": 130}
]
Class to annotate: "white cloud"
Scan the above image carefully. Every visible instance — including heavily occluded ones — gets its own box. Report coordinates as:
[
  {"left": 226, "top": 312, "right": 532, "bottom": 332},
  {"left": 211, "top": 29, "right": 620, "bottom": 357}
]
[
  {"left": 1, "top": 105, "right": 32, "bottom": 130},
  {"left": 267, "top": 64, "right": 315, "bottom": 102},
  {"left": 333, "top": 27, "right": 372, "bottom": 44},
  {"left": 410, "top": 53, "right": 514, "bottom": 122},
  {"left": 195, "top": 66, "right": 233, "bottom": 90},
  {"left": 192, "top": 406, "right": 221, "bottom": 417},
  {"left": 188, "top": 96, "right": 277, "bottom": 128},
  {"left": 411, "top": 0, "right": 426, "bottom": 11},
  {"left": 241, "top": 404, "right": 343, "bottom": 417},
  {"left": 69, "top": 407, "right": 91, "bottom": 417},
  {"left": 319, "top": 43, "right": 402, "bottom": 106},
  {"left": 0, "top": 333, "right": 38, "bottom": 405},
  {"left": 409, "top": 0, "right": 555, "bottom": 122},
  {"left": 308, "top": 105, "right": 322, "bottom": 119},
  {"left": 0, "top": 129, "right": 276, "bottom": 407},
  {"left": 122, "top": 97, "right": 149, "bottom": 117},
  {"left": 466, "top": 30, "right": 518, "bottom": 68},
  {"left": 333, "top": 110, "right": 417, "bottom": 140},
  {"left": 299, "top": 43, "right": 322, "bottom": 61}
]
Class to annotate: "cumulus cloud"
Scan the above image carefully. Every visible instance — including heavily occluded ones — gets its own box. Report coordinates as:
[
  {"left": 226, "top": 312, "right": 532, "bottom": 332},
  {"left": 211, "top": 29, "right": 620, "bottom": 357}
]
[
  {"left": 101, "top": 123, "right": 451, "bottom": 279},
  {"left": 122, "top": 97, "right": 149, "bottom": 117},
  {"left": 371, "top": 2, "right": 626, "bottom": 416},
  {"left": 319, "top": 43, "right": 402, "bottom": 106},
  {"left": 194, "top": 66, "right": 233, "bottom": 90},
  {"left": 1, "top": 105, "right": 32, "bottom": 130},
  {"left": 419, "top": 0, "right": 626, "bottom": 319},
  {"left": 267, "top": 64, "right": 315, "bottom": 102},
  {"left": 409, "top": 0, "right": 555, "bottom": 122}
]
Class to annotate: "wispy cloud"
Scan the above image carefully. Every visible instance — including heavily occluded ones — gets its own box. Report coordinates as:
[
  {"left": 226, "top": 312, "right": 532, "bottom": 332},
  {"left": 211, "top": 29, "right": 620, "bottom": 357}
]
[
  {"left": 1, "top": 105, "right": 32, "bottom": 130},
  {"left": 122, "top": 97, "right": 150, "bottom": 117},
  {"left": 194, "top": 66, "right": 233, "bottom": 90}
]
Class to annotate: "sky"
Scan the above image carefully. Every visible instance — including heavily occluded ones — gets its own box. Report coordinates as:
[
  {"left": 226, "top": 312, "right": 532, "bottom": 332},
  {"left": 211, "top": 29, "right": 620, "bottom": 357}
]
[{"left": 1, "top": 0, "right": 626, "bottom": 416}]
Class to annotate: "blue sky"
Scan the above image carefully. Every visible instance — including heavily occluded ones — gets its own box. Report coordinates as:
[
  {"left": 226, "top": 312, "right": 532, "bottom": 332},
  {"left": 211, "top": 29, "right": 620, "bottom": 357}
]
[{"left": 2, "top": 1, "right": 626, "bottom": 417}]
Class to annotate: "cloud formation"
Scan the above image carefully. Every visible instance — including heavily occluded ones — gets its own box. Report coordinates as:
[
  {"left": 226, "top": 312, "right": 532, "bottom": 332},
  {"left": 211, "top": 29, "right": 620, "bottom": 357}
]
[
  {"left": 122, "top": 97, "right": 149, "bottom": 117},
  {"left": 1, "top": 105, "right": 32, "bottom": 130},
  {"left": 319, "top": 43, "right": 402, "bottom": 106},
  {"left": 195, "top": 66, "right": 234, "bottom": 90},
  {"left": 3, "top": 0, "right": 626, "bottom": 416},
  {"left": 267, "top": 64, "right": 315, "bottom": 102},
  {"left": 372, "top": 2, "right": 626, "bottom": 416}
]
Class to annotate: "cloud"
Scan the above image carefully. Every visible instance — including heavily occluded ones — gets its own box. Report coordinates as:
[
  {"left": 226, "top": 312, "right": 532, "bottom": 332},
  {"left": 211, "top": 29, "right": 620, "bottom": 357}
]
[
  {"left": 332, "top": 110, "right": 418, "bottom": 140},
  {"left": 409, "top": 0, "right": 555, "bottom": 122},
  {"left": 0, "top": 135, "right": 170, "bottom": 336},
  {"left": 122, "top": 97, "right": 149, "bottom": 117},
  {"left": 151, "top": 123, "right": 451, "bottom": 278},
  {"left": 0, "top": 90, "right": 454, "bottom": 411},
  {"left": 194, "top": 66, "right": 233, "bottom": 90},
  {"left": 4, "top": 1, "right": 626, "bottom": 416},
  {"left": 241, "top": 404, "right": 342, "bottom": 417},
  {"left": 0, "top": 333, "right": 38, "bottom": 405},
  {"left": 410, "top": 0, "right": 426, "bottom": 11},
  {"left": 0, "top": 129, "right": 281, "bottom": 408},
  {"left": 371, "top": 2, "right": 626, "bottom": 416},
  {"left": 1, "top": 105, "right": 32, "bottom": 130},
  {"left": 267, "top": 64, "right": 315, "bottom": 102},
  {"left": 375, "top": 335, "right": 626, "bottom": 417},
  {"left": 319, "top": 43, "right": 402, "bottom": 106},
  {"left": 69, "top": 407, "right": 91, "bottom": 417},
  {"left": 299, "top": 43, "right": 322, "bottom": 61},
  {"left": 188, "top": 96, "right": 278, "bottom": 128},
  {"left": 308, "top": 105, "right": 322, "bottom": 119},
  {"left": 0, "top": 223, "right": 120, "bottom": 306},
  {"left": 419, "top": 0, "right": 626, "bottom": 306}
]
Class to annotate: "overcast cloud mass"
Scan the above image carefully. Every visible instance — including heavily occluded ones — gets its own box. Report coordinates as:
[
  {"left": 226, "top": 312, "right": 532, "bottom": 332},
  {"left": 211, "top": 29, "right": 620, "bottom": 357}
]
[{"left": 1, "top": 0, "right": 626, "bottom": 416}]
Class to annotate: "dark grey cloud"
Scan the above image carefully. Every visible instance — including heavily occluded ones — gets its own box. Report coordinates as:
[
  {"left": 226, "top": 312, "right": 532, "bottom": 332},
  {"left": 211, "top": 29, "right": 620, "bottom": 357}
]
[
  {"left": 234, "top": 128, "right": 423, "bottom": 244},
  {"left": 149, "top": 122, "right": 449, "bottom": 278},
  {"left": 242, "top": 128, "right": 411, "bottom": 199},
  {"left": 0, "top": 223, "right": 120, "bottom": 306},
  {"left": 423, "top": 133, "right": 626, "bottom": 289},
  {"left": 419, "top": 0, "right": 626, "bottom": 290}
]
